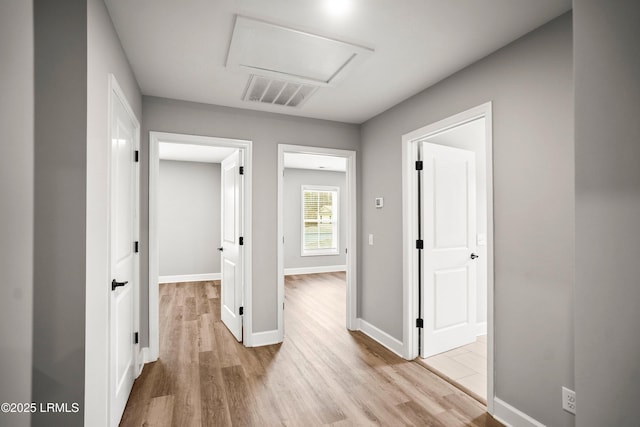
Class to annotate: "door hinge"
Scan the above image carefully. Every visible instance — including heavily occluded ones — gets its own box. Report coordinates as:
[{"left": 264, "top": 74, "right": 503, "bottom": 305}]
[
  {"left": 134, "top": 332, "right": 139, "bottom": 344},
  {"left": 416, "top": 318, "right": 424, "bottom": 328},
  {"left": 134, "top": 150, "right": 139, "bottom": 162},
  {"left": 239, "top": 166, "right": 244, "bottom": 175},
  {"left": 239, "top": 306, "right": 244, "bottom": 316},
  {"left": 415, "top": 160, "right": 423, "bottom": 171},
  {"left": 134, "top": 241, "right": 139, "bottom": 253},
  {"left": 239, "top": 236, "right": 244, "bottom": 245},
  {"left": 416, "top": 239, "right": 424, "bottom": 250}
]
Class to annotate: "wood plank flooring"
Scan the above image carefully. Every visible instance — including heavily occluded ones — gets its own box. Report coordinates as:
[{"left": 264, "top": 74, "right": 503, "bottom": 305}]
[{"left": 120, "top": 273, "right": 502, "bottom": 426}]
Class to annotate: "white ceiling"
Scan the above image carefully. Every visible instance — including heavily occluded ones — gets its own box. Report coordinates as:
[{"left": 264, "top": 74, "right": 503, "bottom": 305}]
[
  {"left": 159, "top": 142, "right": 237, "bottom": 163},
  {"left": 284, "top": 153, "right": 347, "bottom": 172},
  {"left": 105, "top": 0, "right": 571, "bottom": 124}
]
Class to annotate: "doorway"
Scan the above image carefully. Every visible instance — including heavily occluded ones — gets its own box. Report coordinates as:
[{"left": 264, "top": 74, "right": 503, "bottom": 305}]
[
  {"left": 402, "top": 103, "right": 494, "bottom": 411},
  {"left": 277, "top": 145, "right": 357, "bottom": 341},
  {"left": 148, "top": 132, "right": 253, "bottom": 360}
]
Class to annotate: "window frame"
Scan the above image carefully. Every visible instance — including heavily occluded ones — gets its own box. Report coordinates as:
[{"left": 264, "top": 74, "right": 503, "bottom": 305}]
[{"left": 300, "top": 185, "right": 340, "bottom": 256}]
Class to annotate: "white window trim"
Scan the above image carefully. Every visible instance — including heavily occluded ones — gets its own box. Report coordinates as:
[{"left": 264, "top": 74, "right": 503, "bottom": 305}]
[{"left": 300, "top": 185, "right": 340, "bottom": 257}]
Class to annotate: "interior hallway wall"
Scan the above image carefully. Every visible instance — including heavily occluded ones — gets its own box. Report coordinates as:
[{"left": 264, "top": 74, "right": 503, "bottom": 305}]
[
  {"left": 33, "top": 0, "right": 89, "bottom": 425},
  {"left": 284, "top": 168, "right": 347, "bottom": 270},
  {"left": 0, "top": 1, "right": 34, "bottom": 426},
  {"left": 141, "top": 97, "right": 360, "bottom": 339},
  {"left": 159, "top": 160, "right": 221, "bottom": 277},
  {"left": 360, "top": 13, "right": 574, "bottom": 427},
  {"left": 574, "top": 1, "right": 640, "bottom": 425}
]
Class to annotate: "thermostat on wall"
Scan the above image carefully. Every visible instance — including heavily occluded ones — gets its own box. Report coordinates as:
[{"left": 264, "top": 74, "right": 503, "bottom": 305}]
[{"left": 375, "top": 197, "right": 384, "bottom": 208}]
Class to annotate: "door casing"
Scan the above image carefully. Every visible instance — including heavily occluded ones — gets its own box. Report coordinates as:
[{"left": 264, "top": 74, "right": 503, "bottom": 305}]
[
  {"left": 402, "top": 102, "right": 494, "bottom": 412},
  {"left": 148, "top": 132, "right": 253, "bottom": 360}
]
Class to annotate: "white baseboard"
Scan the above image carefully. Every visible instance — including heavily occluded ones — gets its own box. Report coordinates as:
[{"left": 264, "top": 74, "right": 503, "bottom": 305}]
[
  {"left": 140, "top": 347, "right": 155, "bottom": 363},
  {"left": 476, "top": 322, "right": 487, "bottom": 336},
  {"left": 136, "top": 347, "right": 150, "bottom": 377},
  {"left": 248, "top": 329, "right": 281, "bottom": 347},
  {"left": 493, "top": 398, "right": 546, "bottom": 427},
  {"left": 357, "top": 318, "right": 404, "bottom": 357},
  {"left": 159, "top": 273, "right": 220, "bottom": 284},
  {"left": 284, "top": 265, "right": 346, "bottom": 275}
]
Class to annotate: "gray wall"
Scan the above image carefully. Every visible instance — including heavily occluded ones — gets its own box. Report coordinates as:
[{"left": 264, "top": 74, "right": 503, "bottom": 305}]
[
  {"left": 574, "top": 2, "right": 640, "bottom": 425},
  {"left": 141, "top": 97, "right": 360, "bottom": 337},
  {"left": 33, "top": 0, "right": 87, "bottom": 425},
  {"left": 159, "top": 161, "right": 221, "bottom": 276},
  {"left": 284, "top": 168, "right": 347, "bottom": 270},
  {"left": 86, "top": 0, "right": 142, "bottom": 424},
  {"left": 360, "top": 13, "right": 574, "bottom": 427},
  {"left": 0, "top": 1, "right": 33, "bottom": 427},
  {"left": 427, "top": 118, "right": 487, "bottom": 326}
]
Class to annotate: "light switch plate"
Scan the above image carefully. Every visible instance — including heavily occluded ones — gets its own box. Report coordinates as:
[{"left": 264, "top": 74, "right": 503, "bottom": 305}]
[{"left": 375, "top": 197, "right": 383, "bottom": 208}]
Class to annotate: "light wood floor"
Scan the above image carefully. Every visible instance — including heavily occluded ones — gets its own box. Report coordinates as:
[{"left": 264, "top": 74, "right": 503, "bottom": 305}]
[{"left": 120, "top": 273, "right": 502, "bottom": 426}]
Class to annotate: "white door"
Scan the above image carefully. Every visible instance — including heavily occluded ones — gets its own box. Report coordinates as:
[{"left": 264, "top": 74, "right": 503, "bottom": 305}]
[
  {"left": 109, "top": 89, "right": 138, "bottom": 426},
  {"left": 421, "top": 142, "right": 477, "bottom": 358},
  {"left": 220, "top": 150, "right": 244, "bottom": 341}
]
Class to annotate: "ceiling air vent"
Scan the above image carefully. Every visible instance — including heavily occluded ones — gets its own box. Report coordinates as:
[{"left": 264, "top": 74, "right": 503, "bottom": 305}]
[{"left": 243, "top": 75, "right": 318, "bottom": 108}]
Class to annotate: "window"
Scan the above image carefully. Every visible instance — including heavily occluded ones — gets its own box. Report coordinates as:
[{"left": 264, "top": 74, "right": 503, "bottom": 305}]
[{"left": 301, "top": 186, "right": 339, "bottom": 256}]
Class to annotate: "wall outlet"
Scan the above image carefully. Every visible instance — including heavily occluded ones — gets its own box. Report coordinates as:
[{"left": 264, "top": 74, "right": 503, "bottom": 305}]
[
  {"left": 562, "top": 386, "right": 576, "bottom": 415},
  {"left": 368, "top": 234, "right": 374, "bottom": 245}
]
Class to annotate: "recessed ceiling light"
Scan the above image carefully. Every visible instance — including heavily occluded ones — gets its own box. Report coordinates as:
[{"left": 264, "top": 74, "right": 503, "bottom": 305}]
[{"left": 325, "top": 0, "right": 351, "bottom": 17}]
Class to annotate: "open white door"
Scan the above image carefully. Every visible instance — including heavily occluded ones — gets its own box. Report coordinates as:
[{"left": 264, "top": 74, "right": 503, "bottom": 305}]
[
  {"left": 421, "top": 142, "right": 477, "bottom": 358},
  {"left": 109, "top": 89, "right": 138, "bottom": 425},
  {"left": 220, "top": 150, "right": 244, "bottom": 341}
]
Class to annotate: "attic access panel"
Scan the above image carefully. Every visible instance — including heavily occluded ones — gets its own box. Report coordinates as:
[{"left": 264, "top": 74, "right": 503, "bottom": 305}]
[{"left": 226, "top": 16, "right": 373, "bottom": 87}]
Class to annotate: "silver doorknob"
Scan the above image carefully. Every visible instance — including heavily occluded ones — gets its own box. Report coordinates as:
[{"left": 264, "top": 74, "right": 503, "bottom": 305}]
[{"left": 470, "top": 253, "right": 479, "bottom": 260}]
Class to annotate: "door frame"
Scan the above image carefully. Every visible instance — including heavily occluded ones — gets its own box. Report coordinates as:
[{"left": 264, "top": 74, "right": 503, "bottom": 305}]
[
  {"left": 402, "top": 102, "right": 494, "bottom": 412},
  {"left": 277, "top": 144, "right": 358, "bottom": 340},
  {"left": 107, "top": 74, "right": 141, "bottom": 425},
  {"left": 148, "top": 131, "right": 253, "bottom": 360}
]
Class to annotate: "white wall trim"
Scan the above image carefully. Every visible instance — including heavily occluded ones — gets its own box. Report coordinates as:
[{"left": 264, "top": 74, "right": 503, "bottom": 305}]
[
  {"left": 284, "top": 265, "right": 346, "bottom": 275},
  {"left": 149, "top": 132, "right": 253, "bottom": 358},
  {"left": 158, "top": 273, "right": 221, "bottom": 284},
  {"left": 476, "top": 322, "right": 488, "bottom": 336},
  {"left": 357, "top": 318, "right": 404, "bottom": 358},
  {"left": 402, "top": 102, "right": 495, "bottom": 413},
  {"left": 278, "top": 144, "right": 358, "bottom": 344},
  {"left": 136, "top": 348, "right": 148, "bottom": 376},
  {"left": 140, "top": 347, "right": 152, "bottom": 364},
  {"left": 493, "top": 398, "right": 546, "bottom": 427},
  {"left": 247, "top": 329, "right": 281, "bottom": 347}
]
